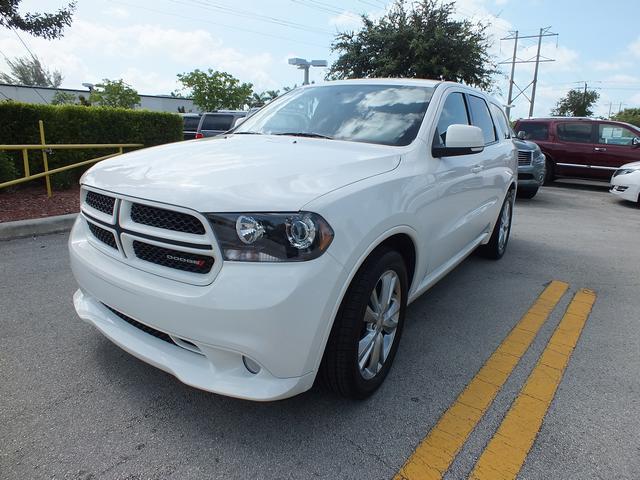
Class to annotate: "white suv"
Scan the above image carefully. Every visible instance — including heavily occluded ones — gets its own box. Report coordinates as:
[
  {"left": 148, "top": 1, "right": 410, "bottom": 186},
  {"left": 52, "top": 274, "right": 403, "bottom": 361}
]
[{"left": 70, "top": 79, "right": 516, "bottom": 401}]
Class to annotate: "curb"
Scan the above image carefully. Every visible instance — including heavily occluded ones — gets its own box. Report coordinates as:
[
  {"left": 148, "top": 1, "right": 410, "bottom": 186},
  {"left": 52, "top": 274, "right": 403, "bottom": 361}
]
[{"left": 0, "top": 213, "right": 78, "bottom": 241}]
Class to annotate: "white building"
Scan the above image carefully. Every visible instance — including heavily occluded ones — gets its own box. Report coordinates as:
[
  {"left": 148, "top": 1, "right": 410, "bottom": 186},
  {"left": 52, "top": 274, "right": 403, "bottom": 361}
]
[{"left": 0, "top": 83, "right": 197, "bottom": 113}]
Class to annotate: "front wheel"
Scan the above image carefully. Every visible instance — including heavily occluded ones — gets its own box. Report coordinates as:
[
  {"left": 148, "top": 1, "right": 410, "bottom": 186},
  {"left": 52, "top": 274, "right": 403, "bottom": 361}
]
[
  {"left": 321, "top": 248, "right": 408, "bottom": 399},
  {"left": 478, "top": 189, "right": 514, "bottom": 260}
]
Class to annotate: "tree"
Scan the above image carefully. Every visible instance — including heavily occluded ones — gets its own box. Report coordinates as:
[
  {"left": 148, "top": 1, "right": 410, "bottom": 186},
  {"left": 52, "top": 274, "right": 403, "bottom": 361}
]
[
  {"left": 327, "top": 0, "right": 495, "bottom": 89},
  {"left": 551, "top": 88, "right": 600, "bottom": 117},
  {"left": 612, "top": 108, "right": 640, "bottom": 127},
  {"left": 177, "top": 69, "right": 253, "bottom": 111},
  {"left": 0, "top": 0, "right": 76, "bottom": 39},
  {"left": 247, "top": 90, "right": 281, "bottom": 108},
  {"left": 88, "top": 79, "right": 140, "bottom": 109},
  {"left": 0, "top": 55, "right": 62, "bottom": 87},
  {"left": 51, "top": 90, "right": 76, "bottom": 105}
]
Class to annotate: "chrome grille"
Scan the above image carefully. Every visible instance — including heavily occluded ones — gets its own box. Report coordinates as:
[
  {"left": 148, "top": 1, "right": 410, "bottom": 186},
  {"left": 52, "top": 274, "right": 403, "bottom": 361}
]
[
  {"left": 80, "top": 187, "right": 218, "bottom": 285},
  {"left": 131, "top": 203, "right": 205, "bottom": 234},
  {"left": 132, "top": 241, "right": 214, "bottom": 273},
  {"left": 87, "top": 222, "right": 117, "bottom": 249},
  {"left": 85, "top": 191, "right": 115, "bottom": 215},
  {"left": 518, "top": 150, "right": 533, "bottom": 166}
]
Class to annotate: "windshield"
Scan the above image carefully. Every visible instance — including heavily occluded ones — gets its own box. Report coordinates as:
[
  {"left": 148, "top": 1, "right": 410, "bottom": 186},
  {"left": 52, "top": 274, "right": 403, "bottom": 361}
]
[{"left": 235, "top": 84, "right": 434, "bottom": 146}]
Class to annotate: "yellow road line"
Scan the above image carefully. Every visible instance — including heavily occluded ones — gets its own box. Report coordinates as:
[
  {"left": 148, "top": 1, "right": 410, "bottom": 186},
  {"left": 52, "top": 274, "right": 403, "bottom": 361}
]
[
  {"left": 469, "top": 288, "right": 596, "bottom": 480},
  {"left": 394, "top": 280, "right": 569, "bottom": 480}
]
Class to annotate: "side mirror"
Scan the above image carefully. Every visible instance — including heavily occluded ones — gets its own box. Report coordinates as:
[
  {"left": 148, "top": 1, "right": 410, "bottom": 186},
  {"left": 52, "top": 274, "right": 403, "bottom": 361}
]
[
  {"left": 517, "top": 131, "right": 526, "bottom": 140},
  {"left": 633, "top": 137, "right": 640, "bottom": 146},
  {"left": 232, "top": 116, "right": 247, "bottom": 128},
  {"left": 432, "top": 124, "right": 484, "bottom": 157}
]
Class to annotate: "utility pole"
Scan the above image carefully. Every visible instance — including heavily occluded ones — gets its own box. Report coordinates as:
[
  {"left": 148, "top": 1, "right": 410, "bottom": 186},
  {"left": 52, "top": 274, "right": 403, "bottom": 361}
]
[
  {"left": 582, "top": 82, "right": 588, "bottom": 116},
  {"left": 504, "top": 31, "right": 519, "bottom": 120},
  {"left": 499, "top": 27, "right": 558, "bottom": 120}
]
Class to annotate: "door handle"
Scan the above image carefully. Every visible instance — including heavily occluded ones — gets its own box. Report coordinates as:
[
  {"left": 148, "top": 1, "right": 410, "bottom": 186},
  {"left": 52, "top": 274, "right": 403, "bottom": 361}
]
[
  {"left": 471, "top": 165, "right": 483, "bottom": 173},
  {"left": 594, "top": 147, "right": 607, "bottom": 152}
]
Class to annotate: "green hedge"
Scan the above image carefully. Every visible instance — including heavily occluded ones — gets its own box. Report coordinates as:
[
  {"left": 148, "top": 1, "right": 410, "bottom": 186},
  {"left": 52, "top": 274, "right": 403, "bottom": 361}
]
[{"left": 0, "top": 102, "right": 183, "bottom": 189}]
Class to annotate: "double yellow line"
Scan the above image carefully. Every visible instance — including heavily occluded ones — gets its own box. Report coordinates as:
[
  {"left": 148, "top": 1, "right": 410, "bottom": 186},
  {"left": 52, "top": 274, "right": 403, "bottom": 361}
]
[{"left": 394, "top": 281, "right": 596, "bottom": 480}]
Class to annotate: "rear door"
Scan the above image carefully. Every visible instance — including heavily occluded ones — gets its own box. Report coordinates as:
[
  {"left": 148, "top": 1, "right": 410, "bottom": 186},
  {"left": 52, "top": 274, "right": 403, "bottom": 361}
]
[
  {"left": 467, "top": 94, "right": 511, "bottom": 228},
  {"left": 594, "top": 122, "right": 640, "bottom": 173},
  {"left": 554, "top": 122, "right": 600, "bottom": 179}
]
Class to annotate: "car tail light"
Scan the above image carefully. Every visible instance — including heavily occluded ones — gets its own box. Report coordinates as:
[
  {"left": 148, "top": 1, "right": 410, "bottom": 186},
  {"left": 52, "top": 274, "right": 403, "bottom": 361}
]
[{"left": 195, "top": 133, "right": 204, "bottom": 139}]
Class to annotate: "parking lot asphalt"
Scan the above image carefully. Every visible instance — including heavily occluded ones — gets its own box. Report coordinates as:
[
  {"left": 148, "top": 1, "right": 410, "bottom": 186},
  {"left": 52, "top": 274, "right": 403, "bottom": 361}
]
[{"left": 2, "top": 183, "right": 639, "bottom": 480}]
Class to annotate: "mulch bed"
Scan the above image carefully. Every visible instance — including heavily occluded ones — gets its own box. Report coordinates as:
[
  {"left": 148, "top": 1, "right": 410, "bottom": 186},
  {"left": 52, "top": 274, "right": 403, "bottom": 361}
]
[{"left": 0, "top": 184, "right": 80, "bottom": 223}]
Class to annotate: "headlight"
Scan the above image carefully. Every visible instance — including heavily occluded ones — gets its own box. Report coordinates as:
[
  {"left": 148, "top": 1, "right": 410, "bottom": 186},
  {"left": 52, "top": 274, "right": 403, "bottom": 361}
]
[
  {"left": 206, "top": 212, "right": 334, "bottom": 262},
  {"left": 615, "top": 168, "right": 637, "bottom": 176}
]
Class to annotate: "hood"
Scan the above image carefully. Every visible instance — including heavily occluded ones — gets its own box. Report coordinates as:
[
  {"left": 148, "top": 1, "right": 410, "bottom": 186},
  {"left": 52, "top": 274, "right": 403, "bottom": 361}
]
[
  {"left": 620, "top": 160, "right": 640, "bottom": 169},
  {"left": 82, "top": 135, "right": 401, "bottom": 212},
  {"left": 513, "top": 138, "right": 539, "bottom": 152}
]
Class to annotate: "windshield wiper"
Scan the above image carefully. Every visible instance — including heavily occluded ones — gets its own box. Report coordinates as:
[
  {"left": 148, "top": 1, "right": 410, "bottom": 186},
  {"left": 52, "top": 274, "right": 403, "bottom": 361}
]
[
  {"left": 274, "top": 132, "right": 334, "bottom": 140},
  {"left": 233, "top": 131, "right": 263, "bottom": 135}
]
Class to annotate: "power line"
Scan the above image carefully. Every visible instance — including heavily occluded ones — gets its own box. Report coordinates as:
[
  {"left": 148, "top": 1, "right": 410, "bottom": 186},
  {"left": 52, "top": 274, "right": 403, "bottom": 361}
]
[
  {"left": 108, "top": 0, "right": 328, "bottom": 48},
  {"left": 9, "top": 28, "right": 51, "bottom": 104},
  {"left": 167, "top": 0, "right": 334, "bottom": 35}
]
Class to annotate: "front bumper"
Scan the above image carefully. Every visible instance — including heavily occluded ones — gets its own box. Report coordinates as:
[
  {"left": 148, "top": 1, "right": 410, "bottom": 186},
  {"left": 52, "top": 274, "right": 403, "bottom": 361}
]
[
  {"left": 517, "top": 154, "right": 546, "bottom": 188},
  {"left": 610, "top": 170, "right": 640, "bottom": 203},
  {"left": 69, "top": 217, "right": 346, "bottom": 401}
]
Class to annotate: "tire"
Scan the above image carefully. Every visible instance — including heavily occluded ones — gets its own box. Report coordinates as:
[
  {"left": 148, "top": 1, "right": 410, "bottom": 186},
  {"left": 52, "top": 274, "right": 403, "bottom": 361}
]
[
  {"left": 321, "top": 247, "right": 408, "bottom": 399},
  {"left": 544, "top": 158, "right": 555, "bottom": 184},
  {"left": 478, "top": 189, "right": 514, "bottom": 260},
  {"left": 517, "top": 186, "right": 538, "bottom": 199}
]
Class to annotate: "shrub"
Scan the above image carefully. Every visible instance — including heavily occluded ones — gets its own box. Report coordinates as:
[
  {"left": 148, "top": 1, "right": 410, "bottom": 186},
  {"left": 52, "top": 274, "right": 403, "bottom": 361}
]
[
  {"left": 0, "top": 152, "right": 19, "bottom": 186},
  {"left": 0, "top": 102, "right": 183, "bottom": 190}
]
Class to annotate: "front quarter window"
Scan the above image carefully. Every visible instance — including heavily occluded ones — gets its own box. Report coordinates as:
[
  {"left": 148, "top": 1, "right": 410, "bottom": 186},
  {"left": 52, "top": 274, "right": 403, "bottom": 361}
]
[{"left": 235, "top": 84, "right": 434, "bottom": 146}]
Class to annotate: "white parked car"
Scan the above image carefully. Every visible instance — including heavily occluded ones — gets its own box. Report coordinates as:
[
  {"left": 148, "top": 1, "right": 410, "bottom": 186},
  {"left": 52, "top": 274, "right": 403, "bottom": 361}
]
[
  {"left": 70, "top": 79, "right": 517, "bottom": 401},
  {"left": 610, "top": 161, "right": 640, "bottom": 205}
]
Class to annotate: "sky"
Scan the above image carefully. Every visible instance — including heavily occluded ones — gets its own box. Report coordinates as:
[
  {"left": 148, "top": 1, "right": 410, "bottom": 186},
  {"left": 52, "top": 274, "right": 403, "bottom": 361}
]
[{"left": 0, "top": 0, "right": 639, "bottom": 119}]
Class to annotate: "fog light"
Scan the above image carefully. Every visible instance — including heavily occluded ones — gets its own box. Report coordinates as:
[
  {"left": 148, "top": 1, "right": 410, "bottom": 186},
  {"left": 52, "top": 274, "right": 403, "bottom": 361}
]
[{"left": 242, "top": 356, "right": 261, "bottom": 374}]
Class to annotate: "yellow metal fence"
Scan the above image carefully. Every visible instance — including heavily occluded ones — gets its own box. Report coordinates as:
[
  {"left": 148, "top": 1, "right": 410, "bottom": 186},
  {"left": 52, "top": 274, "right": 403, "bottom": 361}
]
[{"left": 0, "top": 120, "right": 143, "bottom": 197}]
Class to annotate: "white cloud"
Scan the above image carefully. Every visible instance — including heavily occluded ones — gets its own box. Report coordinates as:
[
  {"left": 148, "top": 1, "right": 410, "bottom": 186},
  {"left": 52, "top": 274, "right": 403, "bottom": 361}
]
[
  {"left": 102, "top": 6, "right": 130, "bottom": 19},
  {"left": 0, "top": 19, "right": 277, "bottom": 94}
]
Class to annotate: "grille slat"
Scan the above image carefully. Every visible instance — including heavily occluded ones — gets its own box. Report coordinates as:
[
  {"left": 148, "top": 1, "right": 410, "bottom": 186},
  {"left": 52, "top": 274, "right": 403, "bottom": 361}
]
[
  {"left": 86, "top": 191, "right": 115, "bottom": 215},
  {"left": 104, "top": 304, "right": 175, "bottom": 345},
  {"left": 517, "top": 151, "right": 533, "bottom": 166},
  {"left": 131, "top": 203, "right": 205, "bottom": 235},
  {"left": 133, "top": 240, "right": 214, "bottom": 274},
  {"left": 88, "top": 222, "right": 118, "bottom": 249}
]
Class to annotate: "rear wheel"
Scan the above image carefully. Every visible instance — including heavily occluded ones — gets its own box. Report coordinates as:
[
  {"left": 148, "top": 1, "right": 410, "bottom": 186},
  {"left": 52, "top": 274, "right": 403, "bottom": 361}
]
[
  {"left": 321, "top": 248, "right": 408, "bottom": 399},
  {"left": 478, "top": 189, "right": 514, "bottom": 260}
]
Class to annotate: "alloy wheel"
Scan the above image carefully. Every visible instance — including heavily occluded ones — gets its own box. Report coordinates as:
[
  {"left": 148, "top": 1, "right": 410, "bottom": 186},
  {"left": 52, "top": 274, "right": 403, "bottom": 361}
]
[{"left": 358, "top": 270, "right": 401, "bottom": 380}]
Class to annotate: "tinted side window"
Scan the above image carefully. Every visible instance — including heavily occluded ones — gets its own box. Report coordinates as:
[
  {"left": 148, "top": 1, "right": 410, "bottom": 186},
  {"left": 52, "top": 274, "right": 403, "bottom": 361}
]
[
  {"left": 557, "top": 123, "right": 593, "bottom": 143},
  {"left": 598, "top": 124, "right": 637, "bottom": 145},
  {"left": 517, "top": 122, "right": 548, "bottom": 141},
  {"left": 202, "top": 115, "right": 234, "bottom": 131},
  {"left": 183, "top": 116, "right": 200, "bottom": 131},
  {"left": 489, "top": 103, "right": 511, "bottom": 139},
  {"left": 434, "top": 92, "right": 469, "bottom": 146},
  {"left": 468, "top": 95, "right": 497, "bottom": 144}
]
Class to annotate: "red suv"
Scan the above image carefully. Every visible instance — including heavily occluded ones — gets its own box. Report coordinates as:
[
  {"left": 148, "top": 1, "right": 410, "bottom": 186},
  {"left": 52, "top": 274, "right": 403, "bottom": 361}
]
[{"left": 513, "top": 117, "right": 640, "bottom": 182}]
